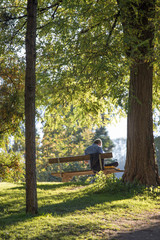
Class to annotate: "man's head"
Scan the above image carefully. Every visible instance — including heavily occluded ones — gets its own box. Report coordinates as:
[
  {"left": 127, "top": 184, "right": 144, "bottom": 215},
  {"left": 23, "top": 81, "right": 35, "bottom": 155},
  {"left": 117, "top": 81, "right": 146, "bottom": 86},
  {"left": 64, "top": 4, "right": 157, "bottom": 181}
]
[{"left": 94, "top": 138, "right": 102, "bottom": 147}]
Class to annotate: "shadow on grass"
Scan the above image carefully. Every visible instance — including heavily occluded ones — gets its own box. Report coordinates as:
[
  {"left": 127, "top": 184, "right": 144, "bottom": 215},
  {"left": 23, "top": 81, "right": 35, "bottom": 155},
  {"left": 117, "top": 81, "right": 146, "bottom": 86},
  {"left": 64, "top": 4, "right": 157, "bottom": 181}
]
[
  {"left": 37, "top": 180, "right": 139, "bottom": 216},
  {"left": 29, "top": 215, "right": 160, "bottom": 240},
  {"left": 32, "top": 219, "right": 160, "bottom": 240},
  {"left": 0, "top": 220, "right": 104, "bottom": 240},
  {"left": 38, "top": 191, "right": 131, "bottom": 217},
  {"left": 0, "top": 181, "right": 156, "bottom": 230}
]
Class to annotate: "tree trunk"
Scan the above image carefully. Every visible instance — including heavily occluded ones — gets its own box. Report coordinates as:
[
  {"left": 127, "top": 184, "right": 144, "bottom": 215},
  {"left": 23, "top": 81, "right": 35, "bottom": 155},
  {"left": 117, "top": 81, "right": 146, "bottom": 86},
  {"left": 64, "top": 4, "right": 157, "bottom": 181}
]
[
  {"left": 117, "top": 0, "right": 160, "bottom": 185},
  {"left": 123, "top": 61, "right": 160, "bottom": 185},
  {"left": 25, "top": 0, "right": 38, "bottom": 214}
]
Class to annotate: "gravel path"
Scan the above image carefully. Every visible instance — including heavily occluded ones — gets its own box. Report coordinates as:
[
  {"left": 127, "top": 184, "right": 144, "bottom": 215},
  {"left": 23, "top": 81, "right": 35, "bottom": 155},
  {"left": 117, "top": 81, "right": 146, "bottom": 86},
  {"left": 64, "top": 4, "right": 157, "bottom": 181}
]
[{"left": 108, "top": 212, "right": 160, "bottom": 240}]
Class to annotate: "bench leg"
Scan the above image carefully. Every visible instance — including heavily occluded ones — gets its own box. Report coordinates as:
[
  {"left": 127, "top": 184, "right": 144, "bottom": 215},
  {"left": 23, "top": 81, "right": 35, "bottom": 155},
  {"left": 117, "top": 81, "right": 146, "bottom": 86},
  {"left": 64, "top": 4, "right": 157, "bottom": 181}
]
[{"left": 62, "top": 175, "right": 73, "bottom": 182}]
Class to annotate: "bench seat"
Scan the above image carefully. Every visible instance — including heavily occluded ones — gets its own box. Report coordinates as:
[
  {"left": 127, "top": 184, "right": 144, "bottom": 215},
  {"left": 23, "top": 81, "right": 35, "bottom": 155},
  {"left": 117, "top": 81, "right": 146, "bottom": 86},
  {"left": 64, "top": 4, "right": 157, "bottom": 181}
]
[{"left": 51, "top": 166, "right": 124, "bottom": 182}]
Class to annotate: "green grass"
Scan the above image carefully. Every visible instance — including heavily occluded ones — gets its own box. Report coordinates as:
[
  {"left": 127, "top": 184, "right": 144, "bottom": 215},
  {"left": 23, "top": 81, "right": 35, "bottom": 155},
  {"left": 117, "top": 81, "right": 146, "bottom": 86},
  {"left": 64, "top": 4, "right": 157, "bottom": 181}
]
[{"left": 0, "top": 176, "right": 160, "bottom": 240}]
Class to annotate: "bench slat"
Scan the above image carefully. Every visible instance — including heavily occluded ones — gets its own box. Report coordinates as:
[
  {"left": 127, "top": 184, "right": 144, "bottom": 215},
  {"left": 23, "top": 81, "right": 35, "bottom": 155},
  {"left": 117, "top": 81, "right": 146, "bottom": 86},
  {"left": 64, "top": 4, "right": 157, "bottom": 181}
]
[
  {"left": 51, "top": 167, "right": 124, "bottom": 182},
  {"left": 48, "top": 152, "right": 113, "bottom": 164}
]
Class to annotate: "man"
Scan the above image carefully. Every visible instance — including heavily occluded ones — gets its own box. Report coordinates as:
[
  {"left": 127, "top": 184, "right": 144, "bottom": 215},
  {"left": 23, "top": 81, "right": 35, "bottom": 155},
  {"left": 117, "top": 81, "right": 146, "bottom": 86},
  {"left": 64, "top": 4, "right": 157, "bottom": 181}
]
[
  {"left": 85, "top": 138, "right": 118, "bottom": 173},
  {"left": 85, "top": 138, "right": 104, "bottom": 155},
  {"left": 85, "top": 139, "right": 104, "bottom": 173}
]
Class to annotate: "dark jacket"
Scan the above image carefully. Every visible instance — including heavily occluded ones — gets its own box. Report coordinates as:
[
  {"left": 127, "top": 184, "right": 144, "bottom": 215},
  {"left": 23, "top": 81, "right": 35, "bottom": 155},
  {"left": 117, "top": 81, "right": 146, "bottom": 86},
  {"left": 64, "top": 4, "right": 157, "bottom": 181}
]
[{"left": 90, "top": 153, "right": 104, "bottom": 173}]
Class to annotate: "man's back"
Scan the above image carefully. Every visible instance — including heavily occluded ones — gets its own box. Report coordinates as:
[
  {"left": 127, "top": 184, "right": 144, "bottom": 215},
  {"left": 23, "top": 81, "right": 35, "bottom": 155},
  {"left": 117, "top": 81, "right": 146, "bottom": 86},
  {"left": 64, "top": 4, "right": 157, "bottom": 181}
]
[{"left": 85, "top": 143, "right": 103, "bottom": 155}]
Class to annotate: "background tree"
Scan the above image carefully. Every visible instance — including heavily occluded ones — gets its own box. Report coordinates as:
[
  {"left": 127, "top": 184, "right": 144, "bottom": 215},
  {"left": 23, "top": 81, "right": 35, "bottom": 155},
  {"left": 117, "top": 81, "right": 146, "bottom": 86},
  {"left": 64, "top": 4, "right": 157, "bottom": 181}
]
[
  {"left": 25, "top": 0, "right": 38, "bottom": 214},
  {"left": 92, "top": 126, "right": 115, "bottom": 152}
]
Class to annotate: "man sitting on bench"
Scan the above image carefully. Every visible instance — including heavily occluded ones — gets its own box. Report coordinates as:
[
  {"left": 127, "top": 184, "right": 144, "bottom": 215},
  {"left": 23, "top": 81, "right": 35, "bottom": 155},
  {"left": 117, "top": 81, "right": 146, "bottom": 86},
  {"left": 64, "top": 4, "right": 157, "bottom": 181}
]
[{"left": 85, "top": 138, "right": 118, "bottom": 173}]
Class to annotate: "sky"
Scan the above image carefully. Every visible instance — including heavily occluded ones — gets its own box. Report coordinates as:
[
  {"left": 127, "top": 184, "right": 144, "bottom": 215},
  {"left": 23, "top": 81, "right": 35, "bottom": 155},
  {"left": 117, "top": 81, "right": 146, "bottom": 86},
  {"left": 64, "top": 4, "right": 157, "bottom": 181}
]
[
  {"left": 108, "top": 116, "right": 160, "bottom": 140},
  {"left": 108, "top": 117, "right": 127, "bottom": 140}
]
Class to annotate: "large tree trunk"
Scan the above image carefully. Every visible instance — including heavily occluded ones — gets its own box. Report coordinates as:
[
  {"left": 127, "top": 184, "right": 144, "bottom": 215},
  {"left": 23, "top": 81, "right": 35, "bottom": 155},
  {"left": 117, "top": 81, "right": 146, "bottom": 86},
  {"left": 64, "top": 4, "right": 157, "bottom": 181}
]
[
  {"left": 123, "top": 61, "right": 160, "bottom": 185},
  {"left": 117, "top": 0, "right": 160, "bottom": 185},
  {"left": 25, "top": 0, "right": 38, "bottom": 214}
]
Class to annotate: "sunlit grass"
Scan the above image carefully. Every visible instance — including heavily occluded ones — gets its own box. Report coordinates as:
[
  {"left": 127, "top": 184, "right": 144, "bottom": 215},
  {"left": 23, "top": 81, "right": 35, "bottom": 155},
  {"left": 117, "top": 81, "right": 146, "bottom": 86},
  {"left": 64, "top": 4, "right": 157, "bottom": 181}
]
[{"left": 0, "top": 177, "right": 160, "bottom": 240}]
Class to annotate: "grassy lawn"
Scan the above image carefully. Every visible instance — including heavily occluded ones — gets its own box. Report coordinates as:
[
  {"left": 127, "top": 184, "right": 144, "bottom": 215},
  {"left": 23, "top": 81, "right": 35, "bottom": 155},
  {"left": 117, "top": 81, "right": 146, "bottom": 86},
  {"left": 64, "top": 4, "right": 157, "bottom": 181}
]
[{"left": 0, "top": 175, "right": 160, "bottom": 240}]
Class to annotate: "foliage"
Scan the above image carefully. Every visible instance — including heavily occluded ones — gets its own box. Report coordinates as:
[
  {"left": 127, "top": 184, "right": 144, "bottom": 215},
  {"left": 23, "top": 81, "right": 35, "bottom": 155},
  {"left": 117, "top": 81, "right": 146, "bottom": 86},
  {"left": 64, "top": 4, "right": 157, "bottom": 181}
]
[
  {"left": 36, "top": 0, "right": 160, "bottom": 136},
  {"left": 0, "top": 1, "right": 160, "bottom": 130},
  {"left": 0, "top": 1, "right": 26, "bottom": 136},
  {"left": 0, "top": 150, "right": 24, "bottom": 182},
  {"left": 86, "top": 172, "right": 160, "bottom": 199},
  {"left": 0, "top": 59, "right": 25, "bottom": 136},
  {"left": 35, "top": 0, "right": 160, "bottom": 122},
  {"left": 36, "top": 0, "right": 129, "bottom": 126},
  {"left": 0, "top": 182, "right": 160, "bottom": 239},
  {"left": 0, "top": 130, "right": 25, "bottom": 182}
]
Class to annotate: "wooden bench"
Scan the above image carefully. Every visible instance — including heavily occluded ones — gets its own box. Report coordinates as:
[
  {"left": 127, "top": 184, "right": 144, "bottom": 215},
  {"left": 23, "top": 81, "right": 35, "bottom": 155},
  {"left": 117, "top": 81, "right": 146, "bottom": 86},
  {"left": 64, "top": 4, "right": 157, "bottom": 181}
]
[{"left": 48, "top": 152, "right": 124, "bottom": 182}]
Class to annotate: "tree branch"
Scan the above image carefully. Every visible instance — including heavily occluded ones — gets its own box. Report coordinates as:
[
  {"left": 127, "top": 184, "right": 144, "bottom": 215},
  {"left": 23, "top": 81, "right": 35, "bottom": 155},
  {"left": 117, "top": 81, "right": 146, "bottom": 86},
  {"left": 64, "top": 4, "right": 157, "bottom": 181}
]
[
  {"left": 105, "top": 10, "right": 120, "bottom": 47},
  {"left": 80, "top": 11, "right": 120, "bottom": 47},
  {"left": 38, "top": 0, "right": 63, "bottom": 14}
]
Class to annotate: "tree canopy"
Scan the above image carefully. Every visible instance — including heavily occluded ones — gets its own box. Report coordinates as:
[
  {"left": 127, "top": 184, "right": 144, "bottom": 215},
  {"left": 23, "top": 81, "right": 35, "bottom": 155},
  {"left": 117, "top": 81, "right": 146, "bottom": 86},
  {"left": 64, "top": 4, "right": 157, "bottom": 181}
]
[{"left": 1, "top": 0, "right": 159, "bottom": 130}]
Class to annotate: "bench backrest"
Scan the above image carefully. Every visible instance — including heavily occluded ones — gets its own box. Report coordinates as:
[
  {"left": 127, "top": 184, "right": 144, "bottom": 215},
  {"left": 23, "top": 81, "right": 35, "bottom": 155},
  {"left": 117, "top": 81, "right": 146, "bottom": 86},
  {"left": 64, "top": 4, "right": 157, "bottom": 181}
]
[{"left": 48, "top": 152, "right": 113, "bottom": 164}]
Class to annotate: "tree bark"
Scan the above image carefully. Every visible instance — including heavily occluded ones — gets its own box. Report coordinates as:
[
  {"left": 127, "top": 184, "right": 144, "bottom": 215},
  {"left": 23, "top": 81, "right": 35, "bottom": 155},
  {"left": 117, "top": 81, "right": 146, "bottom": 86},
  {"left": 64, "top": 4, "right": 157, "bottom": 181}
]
[
  {"left": 117, "top": 0, "right": 160, "bottom": 185},
  {"left": 123, "top": 61, "right": 160, "bottom": 185},
  {"left": 25, "top": 0, "right": 38, "bottom": 214}
]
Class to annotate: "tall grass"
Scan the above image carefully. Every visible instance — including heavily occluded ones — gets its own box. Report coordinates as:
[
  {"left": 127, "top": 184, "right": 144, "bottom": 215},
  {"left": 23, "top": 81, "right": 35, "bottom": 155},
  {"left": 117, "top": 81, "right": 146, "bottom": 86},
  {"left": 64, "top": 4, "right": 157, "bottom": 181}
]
[{"left": 0, "top": 175, "right": 160, "bottom": 240}]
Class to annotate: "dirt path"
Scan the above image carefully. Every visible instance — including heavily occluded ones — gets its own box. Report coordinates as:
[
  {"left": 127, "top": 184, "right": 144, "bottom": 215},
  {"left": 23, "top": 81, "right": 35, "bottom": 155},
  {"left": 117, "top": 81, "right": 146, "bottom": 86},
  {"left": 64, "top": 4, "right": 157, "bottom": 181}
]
[{"left": 108, "top": 212, "right": 160, "bottom": 240}]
